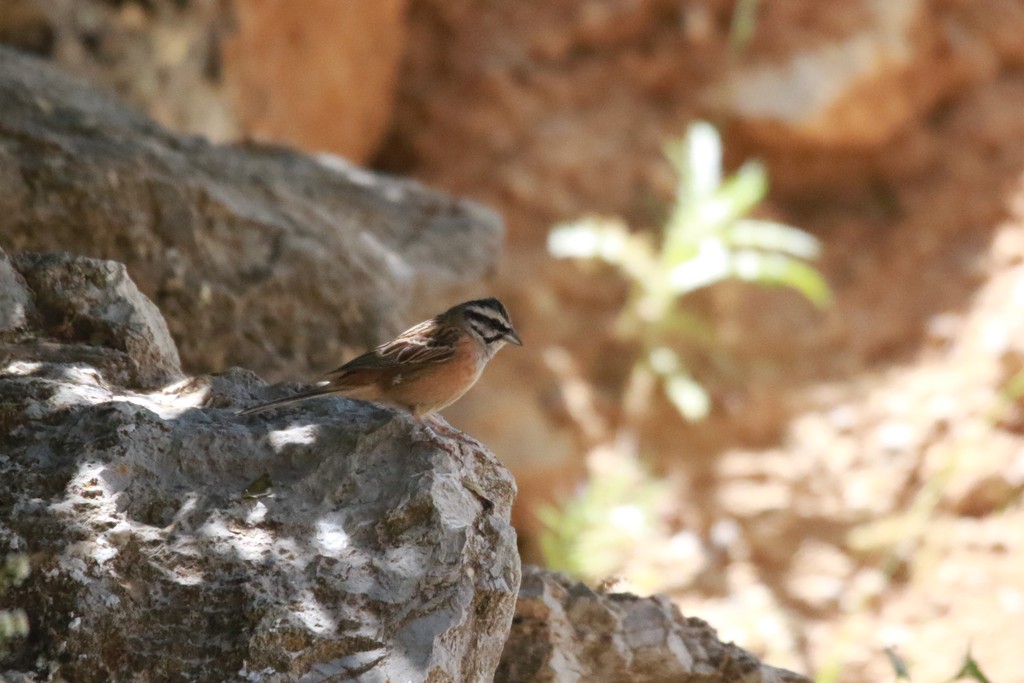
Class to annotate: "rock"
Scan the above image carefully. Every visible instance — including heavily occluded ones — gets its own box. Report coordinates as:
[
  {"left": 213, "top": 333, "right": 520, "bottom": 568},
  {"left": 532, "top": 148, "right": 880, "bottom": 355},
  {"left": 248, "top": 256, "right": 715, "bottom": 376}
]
[
  {"left": 0, "top": 249, "right": 31, "bottom": 332},
  {"left": 0, "top": 0, "right": 409, "bottom": 163},
  {"left": 712, "top": 0, "right": 926, "bottom": 147},
  {"left": 0, "top": 253, "right": 806, "bottom": 681},
  {"left": 712, "top": 0, "right": 1024, "bottom": 150},
  {"left": 4, "top": 250, "right": 183, "bottom": 388},
  {"left": 223, "top": 0, "right": 409, "bottom": 162},
  {"left": 0, "top": 45, "right": 502, "bottom": 383},
  {"left": 0, "top": 265, "right": 520, "bottom": 682},
  {"left": 0, "top": 0, "right": 236, "bottom": 139},
  {"left": 497, "top": 567, "right": 810, "bottom": 683}
]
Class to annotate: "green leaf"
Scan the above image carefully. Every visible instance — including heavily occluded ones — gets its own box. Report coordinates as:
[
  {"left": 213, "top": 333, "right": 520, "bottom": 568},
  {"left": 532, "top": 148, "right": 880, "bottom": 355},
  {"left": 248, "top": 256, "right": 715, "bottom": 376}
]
[
  {"left": 548, "top": 218, "right": 656, "bottom": 283},
  {"left": 667, "top": 237, "right": 733, "bottom": 295},
  {"left": 661, "top": 223, "right": 701, "bottom": 270},
  {"left": 726, "top": 250, "right": 833, "bottom": 307},
  {"left": 728, "top": 0, "right": 761, "bottom": 59},
  {"left": 548, "top": 218, "right": 629, "bottom": 260},
  {"left": 657, "top": 309, "right": 716, "bottom": 344},
  {"left": 727, "top": 219, "right": 821, "bottom": 259},
  {"left": 884, "top": 646, "right": 911, "bottom": 680},
  {"left": 663, "top": 146, "right": 768, "bottom": 267},
  {"left": 663, "top": 125, "right": 728, "bottom": 261},
  {"left": 664, "top": 372, "right": 711, "bottom": 421},
  {"left": 668, "top": 121, "right": 722, "bottom": 205},
  {"left": 952, "top": 649, "right": 993, "bottom": 683},
  {"left": 648, "top": 346, "right": 681, "bottom": 375},
  {"left": 697, "top": 162, "right": 768, "bottom": 230}
]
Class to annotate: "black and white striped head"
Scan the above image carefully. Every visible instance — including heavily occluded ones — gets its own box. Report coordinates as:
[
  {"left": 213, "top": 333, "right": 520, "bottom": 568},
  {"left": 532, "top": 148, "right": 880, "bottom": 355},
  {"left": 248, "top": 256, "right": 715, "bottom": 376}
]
[{"left": 449, "top": 297, "right": 522, "bottom": 351}]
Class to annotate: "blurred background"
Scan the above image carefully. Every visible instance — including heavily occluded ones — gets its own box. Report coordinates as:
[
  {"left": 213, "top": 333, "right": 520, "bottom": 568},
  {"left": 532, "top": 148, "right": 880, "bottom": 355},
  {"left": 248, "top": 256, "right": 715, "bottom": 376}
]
[{"left": 3, "top": 0, "right": 1024, "bottom": 680}]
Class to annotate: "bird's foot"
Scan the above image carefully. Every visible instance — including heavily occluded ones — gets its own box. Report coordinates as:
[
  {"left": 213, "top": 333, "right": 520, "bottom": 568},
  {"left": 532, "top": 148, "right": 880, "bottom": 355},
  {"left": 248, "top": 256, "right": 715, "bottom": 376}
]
[
  {"left": 428, "top": 414, "right": 485, "bottom": 449},
  {"left": 411, "top": 415, "right": 451, "bottom": 449},
  {"left": 425, "top": 414, "right": 460, "bottom": 436},
  {"left": 409, "top": 414, "right": 476, "bottom": 452}
]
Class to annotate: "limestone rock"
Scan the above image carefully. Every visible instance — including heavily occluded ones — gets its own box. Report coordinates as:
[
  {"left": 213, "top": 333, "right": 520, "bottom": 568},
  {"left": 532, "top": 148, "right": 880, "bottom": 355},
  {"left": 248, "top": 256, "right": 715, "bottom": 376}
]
[
  {"left": 712, "top": 0, "right": 926, "bottom": 147},
  {"left": 497, "top": 566, "right": 810, "bottom": 683},
  {"left": 4, "top": 250, "right": 183, "bottom": 388},
  {"left": 0, "top": 249, "right": 31, "bottom": 332},
  {"left": 0, "top": 254, "right": 520, "bottom": 682},
  {"left": 0, "top": 0, "right": 410, "bottom": 163},
  {"left": 711, "top": 0, "right": 1024, "bottom": 148},
  {"left": 0, "top": 251, "right": 807, "bottom": 681},
  {"left": 0, "top": 0, "right": 235, "bottom": 140},
  {"left": 0, "top": 45, "right": 502, "bottom": 383}
]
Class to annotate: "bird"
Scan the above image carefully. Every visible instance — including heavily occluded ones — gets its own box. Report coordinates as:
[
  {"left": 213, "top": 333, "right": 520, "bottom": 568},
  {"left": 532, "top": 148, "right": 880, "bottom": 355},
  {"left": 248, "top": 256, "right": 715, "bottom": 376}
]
[{"left": 238, "top": 298, "right": 522, "bottom": 429}]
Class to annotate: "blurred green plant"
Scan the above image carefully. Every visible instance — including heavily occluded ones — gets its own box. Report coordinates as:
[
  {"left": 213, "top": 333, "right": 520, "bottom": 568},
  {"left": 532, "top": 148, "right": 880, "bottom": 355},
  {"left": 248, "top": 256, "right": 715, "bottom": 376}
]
[
  {"left": 549, "top": 120, "right": 830, "bottom": 423},
  {"left": 990, "top": 365, "right": 1024, "bottom": 428},
  {"left": 813, "top": 643, "right": 998, "bottom": 683},
  {"left": 542, "top": 121, "right": 829, "bottom": 584},
  {"left": 537, "top": 447, "right": 668, "bottom": 585},
  {"left": 883, "top": 646, "right": 911, "bottom": 681},
  {"left": 728, "top": 0, "right": 761, "bottom": 59},
  {"left": 952, "top": 647, "right": 993, "bottom": 683},
  {"left": 0, "top": 553, "right": 30, "bottom": 656}
]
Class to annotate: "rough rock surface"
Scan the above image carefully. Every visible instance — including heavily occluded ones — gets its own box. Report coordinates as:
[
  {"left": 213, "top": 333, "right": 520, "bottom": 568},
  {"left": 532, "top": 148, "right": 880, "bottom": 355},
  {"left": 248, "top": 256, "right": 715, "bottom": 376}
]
[
  {"left": 715, "top": 0, "right": 1024, "bottom": 152},
  {"left": 0, "top": 253, "right": 808, "bottom": 681},
  {"left": 714, "top": 0, "right": 924, "bottom": 146},
  {"left": 0, "top": 45, "right": 502, "bottom": 383},
  {"left": 497, "top": 566, "right": 809, "bottom": 683},
  {"left": 0, "top": 0, "right": 236, "bottom": 140},
  {"left": 0, "top": 251, "right": 520, "bottom": 681},
  {"left": 0, "top": 0, "right": 409, "bottom": 163},
  {"left": 3, "top": 250, "right": 183, "bottom": 388},
  {"left": 0, "top": 249, "right": 31, "bottom": 332},
  {"left": 223, "top": 0, "right": 408, "bottom": 162}
]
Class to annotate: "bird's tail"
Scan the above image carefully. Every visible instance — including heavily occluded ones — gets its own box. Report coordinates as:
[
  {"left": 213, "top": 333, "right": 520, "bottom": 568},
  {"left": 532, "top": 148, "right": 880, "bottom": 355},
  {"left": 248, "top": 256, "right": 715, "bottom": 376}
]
[{"left": 237, "top": 384, "right": 335, "bottom": 416}]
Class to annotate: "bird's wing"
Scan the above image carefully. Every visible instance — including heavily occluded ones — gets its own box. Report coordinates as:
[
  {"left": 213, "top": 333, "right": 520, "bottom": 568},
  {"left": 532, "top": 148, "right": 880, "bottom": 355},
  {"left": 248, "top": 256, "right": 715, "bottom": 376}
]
[
  {"left": 378, "top": 319, "right": 461, "bottom": 364},
  {"left": 320, "top": 319, "right": 459, "bottom": 383}
]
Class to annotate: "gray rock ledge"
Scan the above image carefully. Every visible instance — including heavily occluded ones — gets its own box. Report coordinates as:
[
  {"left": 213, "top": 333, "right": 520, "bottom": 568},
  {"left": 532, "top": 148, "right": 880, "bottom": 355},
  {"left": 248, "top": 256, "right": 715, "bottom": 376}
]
[
  {"left": 1, "top": 252, "right": 807, "bottom": 682},
  {"left": 0, "top": 251, "right": 519, "bottom": 682}
]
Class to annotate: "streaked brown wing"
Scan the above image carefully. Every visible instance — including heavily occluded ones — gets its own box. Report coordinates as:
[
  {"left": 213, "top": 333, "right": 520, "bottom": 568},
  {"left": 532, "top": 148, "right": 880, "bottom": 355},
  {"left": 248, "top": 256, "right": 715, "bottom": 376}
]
[
  {"left": 379, "top": 319, "right": 460, "bottom": 364},
  {"left": 319, "top": 319, "right": 458, "bottom": 384}
]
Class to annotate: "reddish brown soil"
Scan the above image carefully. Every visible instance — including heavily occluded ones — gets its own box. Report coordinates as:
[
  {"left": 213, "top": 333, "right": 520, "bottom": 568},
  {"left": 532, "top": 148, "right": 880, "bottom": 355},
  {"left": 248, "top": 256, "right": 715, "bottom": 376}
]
[{"left": 378, "top": 1, "right": 1024, "bottom": 680}]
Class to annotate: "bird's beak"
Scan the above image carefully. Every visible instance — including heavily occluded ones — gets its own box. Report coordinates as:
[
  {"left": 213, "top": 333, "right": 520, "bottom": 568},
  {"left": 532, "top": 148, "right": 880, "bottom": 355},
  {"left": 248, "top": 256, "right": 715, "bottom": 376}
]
[{"left": 505, "top": 329, "right": 523, "bottom": 346}]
